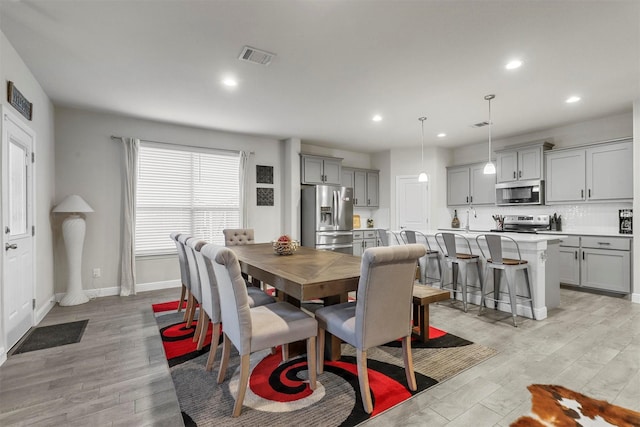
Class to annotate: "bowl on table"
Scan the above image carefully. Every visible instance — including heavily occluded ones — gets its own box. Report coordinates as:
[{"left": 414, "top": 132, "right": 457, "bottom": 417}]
[{"left": 272, "top": 239, "right": 299, "bottom": 255}]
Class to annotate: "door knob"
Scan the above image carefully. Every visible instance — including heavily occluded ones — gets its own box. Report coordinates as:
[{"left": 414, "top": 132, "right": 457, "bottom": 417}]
[{"left": 5, "top": 243, "right": 17, "bottom": 251}]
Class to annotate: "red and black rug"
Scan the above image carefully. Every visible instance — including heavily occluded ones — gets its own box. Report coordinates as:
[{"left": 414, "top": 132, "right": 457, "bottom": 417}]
[{"left": 153, "top": 301, "right": 497, "bottom": 426}]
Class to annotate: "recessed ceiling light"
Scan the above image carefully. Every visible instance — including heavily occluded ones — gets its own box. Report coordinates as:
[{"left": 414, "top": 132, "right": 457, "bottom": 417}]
[
  {"left": 505, "top": 60, "right": 523, "bottom": 70},
  {"left": 372, "top": 115, "right": 382, "bottom": 122},
  {"left": 222, "top": 78, "right": 238, "bottom": 87},
  {"left": 566, "top": 96, "right": 581, "bottom": 103},
  {"left": 437, "top": 133, "right": 446, "bottom": 138}
]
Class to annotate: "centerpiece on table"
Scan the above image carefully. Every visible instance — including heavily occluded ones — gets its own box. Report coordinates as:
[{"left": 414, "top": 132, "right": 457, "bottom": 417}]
[{"left": 272, "top": 234, "right": 299, "bottom": 255}]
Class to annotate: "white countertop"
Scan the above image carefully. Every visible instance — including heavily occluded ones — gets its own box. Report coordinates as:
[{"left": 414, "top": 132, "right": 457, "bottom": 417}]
[{"left": 389, "top": 228, "right": 568, "bottom": 243}]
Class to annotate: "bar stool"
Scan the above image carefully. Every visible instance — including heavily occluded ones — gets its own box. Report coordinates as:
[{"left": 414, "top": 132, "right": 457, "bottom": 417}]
[
  {"left": 475, "top": 234, "right": 535, "bottom": 327},
  {"left": 400, "top": 230, "right": 442, "bottom": 284},
  {"left": 434, "top": 232, "right": 484, "bottom": 312}
]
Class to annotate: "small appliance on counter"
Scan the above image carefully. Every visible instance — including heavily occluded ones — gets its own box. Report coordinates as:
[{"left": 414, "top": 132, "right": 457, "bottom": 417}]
[
  {"left": 353, "top": 214, "right": 361, "bottom": 229},
  {"left": 619, "top": 209, "right": 632, "bottom": 234},
  {"left": 550, "top": 213, "right": 562, "bottom": 231},
  {"left": 366, "top": 218, "right": 374, "bottom": 228},
  {"left": 491, "top": 214, "right": 551, "bottom": 233}
]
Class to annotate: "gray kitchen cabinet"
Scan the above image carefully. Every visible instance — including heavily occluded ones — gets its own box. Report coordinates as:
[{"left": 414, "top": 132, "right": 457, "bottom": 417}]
[
  {"left": 545, "top": 139, "right": 632, "bottom": 203},
  {"left": 447, "top": 162, "right": 495, "bottom": 206},
  {"left": 353, "top": 229, "right": 378, "bottom": 256},
  {"left": 558, "top": 236, "right": 580, "bottom": 286},
  {"left": 546, "top": 149, "right": 586, "bottom": 203},
  {"left": 342, "top": 167, "right": 379, "bottom": 207},
  {"left": 586, "top": 140, "right": 633, "bottom": 201},
  {"left": 557, "top": 235, "right": 630, "bottom": 294},
  {"left": 301, "top": 154, "right": 342, "bottom": 185},
  {"left": 496, "top": 141, "right": 553, "bottom": 183}
]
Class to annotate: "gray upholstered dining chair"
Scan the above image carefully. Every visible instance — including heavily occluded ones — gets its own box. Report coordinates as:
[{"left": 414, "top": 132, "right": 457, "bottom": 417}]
[
  {"left": 222, "top": 228, "right": 255, "bottom": 246},
  {"left": 177, "top": 234, "right": 201, "bottom": 328},
  {"left": 400, "top": 230, "right": 442, "bottom": 284},
  {"left": 223, "top": 228, "right": 261, "bottom": 287},
  {"left": 315, "top": 244, "right": 426, "bottom": 414},
  {"left": 201, "top": 244, "right": 317, "bottom": 417},
  {"left": 170, "top": 232, "right": 188, "bottom": 315},
  {"left": 187, "top": 238, "right": 274, "bottom": 361}
]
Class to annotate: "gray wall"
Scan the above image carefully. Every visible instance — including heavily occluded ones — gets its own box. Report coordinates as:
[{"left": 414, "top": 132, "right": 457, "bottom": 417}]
[{"left": 54, "top": 107, "right": 286, "bottom": 293}]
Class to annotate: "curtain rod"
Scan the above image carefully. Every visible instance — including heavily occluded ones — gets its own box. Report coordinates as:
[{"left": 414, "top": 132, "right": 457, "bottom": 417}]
[{"left": 110, "top": 135, "right": 255, "bottom": 155}]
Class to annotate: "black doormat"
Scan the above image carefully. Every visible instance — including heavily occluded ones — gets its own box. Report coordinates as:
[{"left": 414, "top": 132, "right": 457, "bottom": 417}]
[{"left": 11, "top": 319, "right": 89, "bottom": 355}]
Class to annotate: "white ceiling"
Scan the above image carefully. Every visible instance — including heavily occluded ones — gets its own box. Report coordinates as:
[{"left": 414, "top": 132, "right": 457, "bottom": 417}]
[{"left": 0, "top": 1, "right": 638, "bottom": 153}]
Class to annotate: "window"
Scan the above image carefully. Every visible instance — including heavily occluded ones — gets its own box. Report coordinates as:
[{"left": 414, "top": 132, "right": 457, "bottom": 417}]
[{"left": 135, "top": 143, "right": 241, "bottom": 256}]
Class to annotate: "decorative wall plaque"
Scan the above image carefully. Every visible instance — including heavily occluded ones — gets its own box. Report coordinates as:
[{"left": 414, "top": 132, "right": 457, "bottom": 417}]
[
  {"left": 257, "top": 188, "right": 274, "bottom": 206},
  {"left": 256, "top": 165, "right": 274, "bottom": 184},
  {"left": 7, "top": 81, "right": 33, "bottom": 121}
]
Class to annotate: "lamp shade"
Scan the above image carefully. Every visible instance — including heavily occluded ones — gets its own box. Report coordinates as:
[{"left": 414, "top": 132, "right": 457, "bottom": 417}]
[{"left": 53, "top": 195, "right": 94, "bottom": 213}]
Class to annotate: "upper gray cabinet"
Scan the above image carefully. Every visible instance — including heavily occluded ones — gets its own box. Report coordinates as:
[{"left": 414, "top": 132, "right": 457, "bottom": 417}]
[
  {"left": 447, "top": 162, "right": 496, "bottom": 206},
  {"left": 546, "top": 139, "right": 632, "bottom": 203},
  {"left": 342, "top": 167, "right": 379, "bottom": 207},
  {"left": 300, "top": 154, "right": 342, "bottom": 185},
  {"left": 495, "top": 141, "right": 554, "bottom": 183}
]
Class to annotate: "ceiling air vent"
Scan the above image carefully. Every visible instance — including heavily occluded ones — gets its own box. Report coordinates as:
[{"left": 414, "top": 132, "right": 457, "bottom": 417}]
[
  {"left": 238, "top": 46, "right": 276, "bottom": 66},
  {"left": 471, "top": 121, "right": 490, "bottom": 128}
]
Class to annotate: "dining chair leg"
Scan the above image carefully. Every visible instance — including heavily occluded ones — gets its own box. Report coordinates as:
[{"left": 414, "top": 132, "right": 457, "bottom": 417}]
[
  {"left": 196, "top": 311, "right": 210, "bottom": 350},
  {"left": 317, "top": 327, "right": 325, "bottom": 374},
  {"left": 185, "top": 294, "right": 197, "bottom": 328},
  {"left": 193, "top": 309, "right": 204, "bottom": 343},
  {"left": 401, "top": 335, "right": 417, "bottom": 391},
  {"left": 306, "top": 337, "right": 317, "bottom": 390},
  {"left": 177, "top": 284, "right": 186, "bottom": 313},
  {"left": 206, "top": 322, "right": 221, "bottom": 371},
  {"left": 183, "top": 291, "right": 192, "bottom": 322},
  {"left": 232, "top": 354, "right": 251, "bottom": 417},
  {"left": 356, "top": 349, "right": 373, "bottom": 414},
  {"left": 217, "top": 333, "right": 232, "bottom": 384}
]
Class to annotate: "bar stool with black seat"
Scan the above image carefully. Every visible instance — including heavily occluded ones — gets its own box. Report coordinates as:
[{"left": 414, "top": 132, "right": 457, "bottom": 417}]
[
  {"left": 434, "top": 232, "right": 484, "bottom": 312},
  {"left": 475, "top": 234, "right": 535, "bottom": 327},
  {"left": 400, "top": 230, "right": 442, "bottom": 284}
]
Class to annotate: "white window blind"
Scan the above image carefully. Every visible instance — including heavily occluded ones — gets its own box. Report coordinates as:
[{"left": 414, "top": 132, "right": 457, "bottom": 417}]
[{"left": 135, "top": 143, "right": 241, "bottom": 256}]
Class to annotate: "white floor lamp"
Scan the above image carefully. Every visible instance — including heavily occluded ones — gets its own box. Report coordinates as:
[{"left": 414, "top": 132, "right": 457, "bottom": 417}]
[{"left": 53, "top": 195, "right": 94, "bottom": 306}]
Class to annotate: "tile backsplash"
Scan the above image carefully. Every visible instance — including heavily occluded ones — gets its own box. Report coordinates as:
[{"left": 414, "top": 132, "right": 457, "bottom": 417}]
[{"left": 446, "top": 203, "right": 633, "bottom": 234}]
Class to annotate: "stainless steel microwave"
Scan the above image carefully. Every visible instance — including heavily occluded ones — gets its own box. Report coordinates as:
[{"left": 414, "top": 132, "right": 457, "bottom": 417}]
[{"left": 495, "top": 180, "right": 545, "bottom": 205}]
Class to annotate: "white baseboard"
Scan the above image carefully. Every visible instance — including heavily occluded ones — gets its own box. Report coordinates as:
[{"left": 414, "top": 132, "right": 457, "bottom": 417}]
[
  {"left": 137, "top": 280, "right": 181, "bottom": 293},
  {"left": 632, "top": 292, "right": 640, "bottom": 304},
  {"left": 55, "top": 280, "right": 181, "bottom": 302},
  {"left": 0, "top": 347, "right": 6, "bottom": 367},
  {"left": 35, "top": 296, "right": 56, "bottom": 325}
]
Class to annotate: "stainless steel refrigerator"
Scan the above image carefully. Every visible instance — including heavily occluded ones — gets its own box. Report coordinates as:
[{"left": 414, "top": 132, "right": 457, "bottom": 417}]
[{"left": 301, "top": 185, "right": 354, "bottom": 254}]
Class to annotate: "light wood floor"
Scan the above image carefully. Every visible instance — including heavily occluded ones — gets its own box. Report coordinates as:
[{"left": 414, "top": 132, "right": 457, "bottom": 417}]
[{"left": 1, "top": 286, "right": 638, "bottom": 426}]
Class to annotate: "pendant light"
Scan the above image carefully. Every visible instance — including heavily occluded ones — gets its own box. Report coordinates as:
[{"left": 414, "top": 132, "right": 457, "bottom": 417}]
[
  {"left": 418, "top": 116, "right": 428, "bottom": 182},
  {"left": 483, "top": 94, "right": 496, "bottom": 175}
]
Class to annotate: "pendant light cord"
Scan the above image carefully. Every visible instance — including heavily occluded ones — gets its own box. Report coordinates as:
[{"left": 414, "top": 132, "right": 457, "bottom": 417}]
[
  {"left": 419, "top": 116, "right": 426, "bottom": 170},
  {"left": 485, "top": 94, "right": 495, "bottom": 161}
]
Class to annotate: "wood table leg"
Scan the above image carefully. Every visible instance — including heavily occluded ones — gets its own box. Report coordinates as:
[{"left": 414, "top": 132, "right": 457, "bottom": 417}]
[
  {"left": 322, "top": 293, "right": 348, "bottom": 361},
  {"left": 419, "top": 303, "right": 428, "bottom": 342}
]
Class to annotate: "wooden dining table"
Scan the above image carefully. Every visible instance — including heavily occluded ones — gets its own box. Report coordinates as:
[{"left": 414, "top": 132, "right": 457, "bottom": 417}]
[{"left": 229, "top": 243, "right": 362, "bottom": 361}]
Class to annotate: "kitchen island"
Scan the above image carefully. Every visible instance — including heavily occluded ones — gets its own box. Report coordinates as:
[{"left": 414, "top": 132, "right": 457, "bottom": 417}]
[{"left": 393, "top": 229, "right": 568, "bottom": 320}]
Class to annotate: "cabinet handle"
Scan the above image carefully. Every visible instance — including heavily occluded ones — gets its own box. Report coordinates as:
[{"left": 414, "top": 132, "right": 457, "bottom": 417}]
[
  {"left": 466, "top": 196, "right": 469, "bottom": 203},
  {"left": 588, "top": 189, "right": 591, "bottom": 198},
  {"left": 513, "top": 171, "right": 516, "bottom": 179},
  {"left": 582, "top": 251, "right": 585, "bottom": 260},
  {"left": 574, "top": 251, "right": 577, "bottom": 260},
  {"left": 518, "top": 170, "right": 522, "bottom": 178},
  {"left": 470, "top": 196, "right": 473, "bottom": 203},
  {"left": 367, "top": 199, "right": 370, "bottom": 205},
  {"left": 597, "top": 242, "right": 611, "bottom": 245},
  {"left": 581, "top": 189, "right": 584, "bottom": 198}
]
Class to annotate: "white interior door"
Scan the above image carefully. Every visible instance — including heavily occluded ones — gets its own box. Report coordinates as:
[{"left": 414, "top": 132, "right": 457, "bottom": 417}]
[
  {"left": 396, "top": 175, "right": 429, "bottom": 230},
  {"left": 2, "top": 109, "right": 35, "bottom": 350}
]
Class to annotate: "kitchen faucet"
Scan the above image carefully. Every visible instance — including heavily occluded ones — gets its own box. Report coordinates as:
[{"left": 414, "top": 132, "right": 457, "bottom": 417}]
[{"left": 465, "top": 206, "right": 477, "bottom": 232}]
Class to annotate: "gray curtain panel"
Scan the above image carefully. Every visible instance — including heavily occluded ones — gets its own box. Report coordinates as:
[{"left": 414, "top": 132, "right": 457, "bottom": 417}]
[{"left": 119, "top": 137, "right": 139, "bottom": 296}]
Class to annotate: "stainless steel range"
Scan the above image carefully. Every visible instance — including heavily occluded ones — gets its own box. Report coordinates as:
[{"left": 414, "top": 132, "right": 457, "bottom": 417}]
[{"left": 495, "top": 214, "right": 551, "bottom": 233}]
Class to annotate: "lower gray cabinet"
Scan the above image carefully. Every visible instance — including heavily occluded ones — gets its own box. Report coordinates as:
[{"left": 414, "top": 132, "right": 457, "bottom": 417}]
[
  {"left": 558, "top": 235, "right": 630, "bottom": 294},
  {"left": 353, "top": 230, "right": 378, "bottom": 256}
]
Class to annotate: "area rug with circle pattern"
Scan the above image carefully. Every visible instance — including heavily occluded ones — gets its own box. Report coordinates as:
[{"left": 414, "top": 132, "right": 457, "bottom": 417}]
[{"left": 153, "top": 300, "right": 498, "bottom": 427}]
